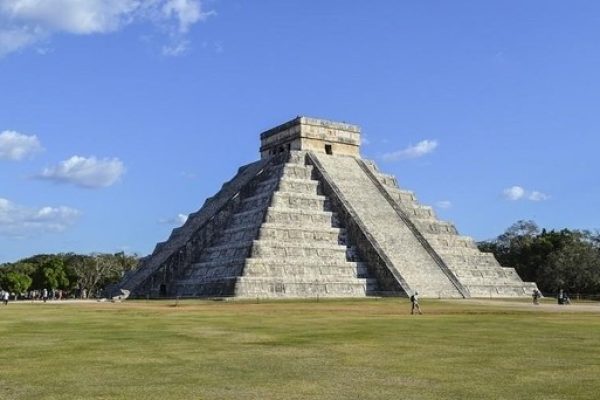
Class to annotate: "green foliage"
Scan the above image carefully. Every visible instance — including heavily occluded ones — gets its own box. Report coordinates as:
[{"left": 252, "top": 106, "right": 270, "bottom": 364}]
[
  {"left": 0, "top": 272, "right": 32, "bottom": 296},
  {"left": 0, "top": 252, "right": 139, "bottom": 296},
  {"left": 479, "top": 220, "right": 600, "bottom": 294}
]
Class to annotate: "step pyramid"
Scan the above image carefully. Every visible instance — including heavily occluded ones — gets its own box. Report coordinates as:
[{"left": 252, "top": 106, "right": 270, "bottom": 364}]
[{"left": 116, "top": 117, "right": 538, "bottom": 298}]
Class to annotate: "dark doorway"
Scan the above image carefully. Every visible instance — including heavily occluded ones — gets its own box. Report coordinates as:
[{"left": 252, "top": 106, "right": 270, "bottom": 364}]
[
  {"left": 325, "top": 144, "right": 333, "bottom": 155},
  {"left": 159, "top": 284, "right": 167, "bottom": 297}
]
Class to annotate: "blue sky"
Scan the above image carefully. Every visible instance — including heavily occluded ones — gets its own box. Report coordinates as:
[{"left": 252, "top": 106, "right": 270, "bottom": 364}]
[{"left": 1, "top": 0, "right": 599, "bottom": 262}]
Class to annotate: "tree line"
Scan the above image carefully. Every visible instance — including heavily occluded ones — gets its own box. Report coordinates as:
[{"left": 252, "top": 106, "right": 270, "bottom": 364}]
[
  {"left": 478, "top": 220, "right": 600, "bottom": 295},
  {"left": 0, "top": 252, "right": 139, "bottom": 299}
]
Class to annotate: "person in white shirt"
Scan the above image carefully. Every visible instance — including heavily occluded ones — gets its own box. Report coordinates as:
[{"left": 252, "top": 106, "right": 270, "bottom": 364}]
[{"left": 410, "top": 291, "right": 422, "bottom": 315}]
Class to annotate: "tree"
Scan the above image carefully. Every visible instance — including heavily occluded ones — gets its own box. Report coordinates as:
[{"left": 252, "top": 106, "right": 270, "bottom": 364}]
[
  {"left": 31, "top": 258, "right": 70, "bottom": 290},
  {"left": 479, "top": 222, "right": 600, "bottom": 295},
  {"left": 70, "top": 253, "right": 138, "bottom": 297},
  {"left": 1, "top": 272, "right": 32, "bottom": 299}
]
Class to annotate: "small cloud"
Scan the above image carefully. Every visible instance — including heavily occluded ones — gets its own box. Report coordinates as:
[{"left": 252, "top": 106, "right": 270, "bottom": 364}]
[
  {"left": 361, "top": 135, "right": 371, "bottom": 146},
  {"left": 502, "top": 186, "right": 549, "bottom": 202},
  {"left": 159, "top": 213, "right": 188, "bottom": 226},
  {"left": 435, "top": 200, "right": 452, "bottom": 209},
  {"left": 36, "top": 155, "right": 125, "bottom": 188},
  {"left": 0, "top": 197, "right": 80, "bottom": 237},
  {"left": 162, "top": 39, "right": 189, "bottom": 56},
  {"left": 492, "top": 51, "right": 506, "bottom": 64},
  {"left": 180, "top": 171, "right": 198, "bottom": 180},
  {"left": 528, "top": 191, "right": 550, "bottom": 202},
  {"left": 0, "top": 130, "right": 43, "bottom": 160},
  {"left": 162, "top": 0, "right": 214, "bottom": 34},
  {"left": 382, "top": 139, "right": 438, "bottom": 162},
  {"left": 503, "top": 186, "right": 525, "bottom": 201}
]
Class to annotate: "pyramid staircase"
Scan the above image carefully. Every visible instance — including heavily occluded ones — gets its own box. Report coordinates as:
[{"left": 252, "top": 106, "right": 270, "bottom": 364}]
[{"left": 172, "top": 152, "right": 377, "bottom": 298}]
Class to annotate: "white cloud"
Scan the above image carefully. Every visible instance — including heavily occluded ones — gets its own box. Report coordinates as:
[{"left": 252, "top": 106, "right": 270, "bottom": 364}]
[
  {"left": 503, "top": 185, "right": 525, "bottom": 201},
  {"left": 0, "top": 197, "right": 80, "bottom": 237},
  {"left": 37, "top": 155, "right": 125, "bottom": 188},
  {"left": 0, "top": 130, "right": 43, "bottom": 160},
  {"left": 162, "top": 39, "right": 189, "bottom": 56},
  {"left": 528, "top": 191, "right": 550, "bottom": 202},
  {"left": 435, "top": 200, "right": 452, "bottom": 209},
  {"left": 382, "top": 139, "right": 438, "bottom": 161},
  {"left": 162, "top": 0, "right": 210, "bottom": 34},
  {"left": 0, "top": 0, "right": 213, "bottom": 57},
  {"left": 159, "top": 213, "right": 188, "bottom": 225},
  {"left": 502, "top": 186, "right": 549, "bottom": 202},
  {"left": 0, "top": 26, "right": 43, "bottom": 56}
]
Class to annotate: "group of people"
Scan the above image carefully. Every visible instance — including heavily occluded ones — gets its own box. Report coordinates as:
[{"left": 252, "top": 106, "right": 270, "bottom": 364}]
[
  {"left": 408, "top": 288, "right": 573, "bottom": 312},
  {"left": 532, "top": 288, "right": 572, "bottom": 305}
]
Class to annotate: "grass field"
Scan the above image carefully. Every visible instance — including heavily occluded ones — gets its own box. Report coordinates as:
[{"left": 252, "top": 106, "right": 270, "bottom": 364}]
[{"left": 0, "top": 298, "right": 599, "bottom": 400}]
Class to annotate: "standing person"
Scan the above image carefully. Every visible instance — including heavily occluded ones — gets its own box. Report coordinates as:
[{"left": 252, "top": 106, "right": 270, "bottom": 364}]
[
  {"left": 42, "top": 288, "right": 48, "bottom": 303},
  {"left": 410, "top": 291, "right": 422, "bottom": 315},
  {"left": 2, "top": 291, "right": 8, "bottom": 305}
]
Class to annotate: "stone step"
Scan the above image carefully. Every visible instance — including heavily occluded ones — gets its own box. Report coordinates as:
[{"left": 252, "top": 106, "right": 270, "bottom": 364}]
[
  {"left": 218, "top": 225, "right": 261, "bottom": 244},
  {"left": 264, "top": 207, "right": 339, "bottom": 227},
  {"left": 234, "top": 277, "right": 377, "bottom": 298},
  {"left": 251, "top": 240, "right": 349, "bottom": 259},
  {"left": 200, "top": 241, "right": 254, "bottom": 261},
  {"left": 430, "top": 246, "right": 489, "bottom": 257},
  {"left": 375, "top": 172, "right": 398, "bottom": 188},
  {"left": 413, "top": 220, "right": 458, "bottom": 235},
  {"left": 246, "top": 258, "right": 364, "bottom": 267},
  {"left": 403, "top": 205, "right": 436, "bottom": 220},
  {"left": 238, "top": 192, "right": 273, "bottom": 213},
  {"left": 386, "top": 187, "right": 417, "bottom": 204},
  {"left": 277, "top": 178, "right": 320, "bottom": 194},
  {"left": 243, "top": 262, "right": 369, "bottom": 278},
  {"left": 175, "top": 277, "right": 237, "bottom": 297},
  {"left": 424, "top": 233, "right": 477, "bottom": 249},
  {"left": 257, "top": 223, "right": 344, "bottom": 244},
  {"left": 459, "top": 276, "right": 525, "bottom": 286},
  {"left": 183, "top": 263, "right": 245, "bottom": 281},
  {"left": 229, "top": 208, "right": 266, "bottom": 228},
  {"left": 280, "top": 163, "right": 314, "bottom": 180},
  {"left": 466, "top": 283, "right": 538, "bottom": 297},
  {"left": 441, "top": 253, "right": 501, "bottom": 268},
  {"left": 271, "top": 191, "right": 329, "bottom": 211},
  {"left": 187, "top": 257, "right": 366, "bottom": 274},
  {"left": 180, "top": 274, "right": 375, "bottom": 286},
  {"left": 256, "top": 177, "right": 281, "bottom": 192}
]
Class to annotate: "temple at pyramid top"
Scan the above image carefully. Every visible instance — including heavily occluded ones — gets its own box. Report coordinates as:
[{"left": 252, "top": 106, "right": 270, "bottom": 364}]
[
  {"left": 114, "top": 116, "right": 538, "bottom": 300},
  {"left": 260, "top": 117, "right": 361, "bottom": 158}
]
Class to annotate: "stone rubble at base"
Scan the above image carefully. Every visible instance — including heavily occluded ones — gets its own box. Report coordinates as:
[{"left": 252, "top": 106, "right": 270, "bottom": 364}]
[{"left": 115, "top": 117, "right": 538, "bottom": 299}]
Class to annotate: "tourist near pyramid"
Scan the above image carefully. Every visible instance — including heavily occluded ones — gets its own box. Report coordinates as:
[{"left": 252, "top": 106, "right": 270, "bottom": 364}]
[{"left": 117, "top": 117, "right": 538, "bottom": 298}]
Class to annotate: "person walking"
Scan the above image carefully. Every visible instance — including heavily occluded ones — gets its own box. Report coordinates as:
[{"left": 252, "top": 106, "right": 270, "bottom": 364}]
[
  {"left": 410, "top": 291, "right": 422, "bottom": 315},
  {"left": 2, "top": 291, "right": 8, "bottom": 305},
  {"left": 42, "top": 288, "right": 48, "bottom": 303},
  {"left": 532, "top": 289, "right": 541, "bottom": 305}
]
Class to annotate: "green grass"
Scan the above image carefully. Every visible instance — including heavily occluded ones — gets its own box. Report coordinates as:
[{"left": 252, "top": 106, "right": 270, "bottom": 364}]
[{"left": 0, "top": 298, "right": 599, "bottom": 400}]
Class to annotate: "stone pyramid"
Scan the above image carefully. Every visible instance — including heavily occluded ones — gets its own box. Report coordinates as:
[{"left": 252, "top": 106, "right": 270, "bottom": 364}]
[{"left": 117, "top": 117, "right": 537, "bottom": 298}]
